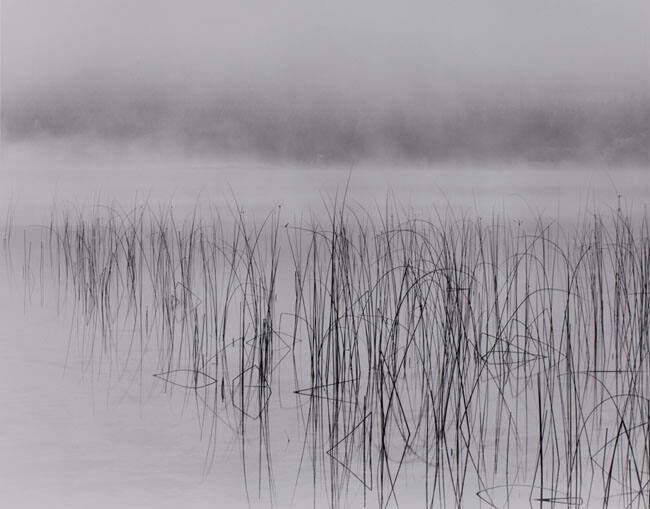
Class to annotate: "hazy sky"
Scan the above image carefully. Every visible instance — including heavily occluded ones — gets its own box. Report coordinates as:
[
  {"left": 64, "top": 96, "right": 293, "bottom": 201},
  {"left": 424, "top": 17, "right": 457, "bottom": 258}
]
[{"left": 2, "top": 0, "right": 648, "bottom": 162}]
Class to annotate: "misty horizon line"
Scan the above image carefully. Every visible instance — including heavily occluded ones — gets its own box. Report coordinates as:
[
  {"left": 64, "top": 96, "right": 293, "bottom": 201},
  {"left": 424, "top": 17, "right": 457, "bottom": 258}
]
[{"left": 3, "top": 95, "right": 648, "bottom": 165}]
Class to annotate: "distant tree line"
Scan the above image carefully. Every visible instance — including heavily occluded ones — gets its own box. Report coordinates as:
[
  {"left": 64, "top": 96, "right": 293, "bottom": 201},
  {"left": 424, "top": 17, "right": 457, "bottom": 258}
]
[{"left": 4, "top": 94, "right": 648, "bottom": 164}]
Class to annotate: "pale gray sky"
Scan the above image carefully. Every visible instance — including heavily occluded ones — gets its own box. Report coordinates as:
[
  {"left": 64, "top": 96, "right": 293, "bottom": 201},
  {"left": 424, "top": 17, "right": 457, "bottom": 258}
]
[{"left": 2, "top": 0, "right": 648, "bottom": 161}]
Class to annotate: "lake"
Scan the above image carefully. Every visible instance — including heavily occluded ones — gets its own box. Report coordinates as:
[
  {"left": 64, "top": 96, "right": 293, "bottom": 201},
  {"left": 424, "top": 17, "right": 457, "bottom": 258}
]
[{"left": 1, "top": 159, "right": 648, "bottom": 508}]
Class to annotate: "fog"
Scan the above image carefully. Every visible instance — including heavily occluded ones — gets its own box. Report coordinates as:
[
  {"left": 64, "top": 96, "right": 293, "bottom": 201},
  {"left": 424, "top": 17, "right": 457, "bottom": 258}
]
[
  {"left": 2, "top": 5, "right": 650, "bottom": 508},
  {"left": 2, "top": 0, "right": 649, "bottom": 163}
]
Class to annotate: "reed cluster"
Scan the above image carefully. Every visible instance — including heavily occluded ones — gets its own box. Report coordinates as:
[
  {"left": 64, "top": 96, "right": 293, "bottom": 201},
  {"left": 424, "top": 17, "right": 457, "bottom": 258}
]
[{"left": 11, "top": 197, "right": 649, "bottom": 508}]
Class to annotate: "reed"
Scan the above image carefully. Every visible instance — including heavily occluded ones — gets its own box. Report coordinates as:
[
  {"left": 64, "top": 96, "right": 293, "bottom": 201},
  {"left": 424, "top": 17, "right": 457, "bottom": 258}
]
[{"left": 13, "top": 197, "right": 649, "bottom": 508}]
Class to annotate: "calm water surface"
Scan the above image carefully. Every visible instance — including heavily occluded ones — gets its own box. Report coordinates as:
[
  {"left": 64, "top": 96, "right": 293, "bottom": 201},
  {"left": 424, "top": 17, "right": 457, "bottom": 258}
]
[{"left": 1, "top": 160, "right": 647, "bottom": 508}]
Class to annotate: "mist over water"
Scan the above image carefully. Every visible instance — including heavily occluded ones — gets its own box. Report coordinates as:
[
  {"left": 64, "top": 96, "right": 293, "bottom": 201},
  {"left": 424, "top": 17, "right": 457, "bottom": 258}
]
[
  {"left": 1, "top": 3, "right": 649, "bottom": 509},
  {"left": 2, "top": 0, "right": 649, "bottom": 164}
]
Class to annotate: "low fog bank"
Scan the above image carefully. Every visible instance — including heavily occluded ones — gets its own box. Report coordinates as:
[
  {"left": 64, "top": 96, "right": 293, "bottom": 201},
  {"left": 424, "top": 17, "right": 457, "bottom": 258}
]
[
  {"left": 3, "top": 95, "right": 648, "bottom": 165},
  {"left": 3, "top": 0, "right": 648, "bottom": 165}
]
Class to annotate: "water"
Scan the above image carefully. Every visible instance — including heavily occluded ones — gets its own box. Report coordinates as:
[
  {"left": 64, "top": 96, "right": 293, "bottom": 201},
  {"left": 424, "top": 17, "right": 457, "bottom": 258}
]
[
  {"left": 1, "top": 156, "right": 647, "bottom": 223},
  {"left": 1, "top": 159, "right": 648, "bottom": 508}
]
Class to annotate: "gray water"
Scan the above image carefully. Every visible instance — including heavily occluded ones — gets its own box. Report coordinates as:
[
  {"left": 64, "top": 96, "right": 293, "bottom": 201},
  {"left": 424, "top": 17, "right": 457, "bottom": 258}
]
[{"left": 1, "top": 160, "right": 648, "bottom": 509}]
